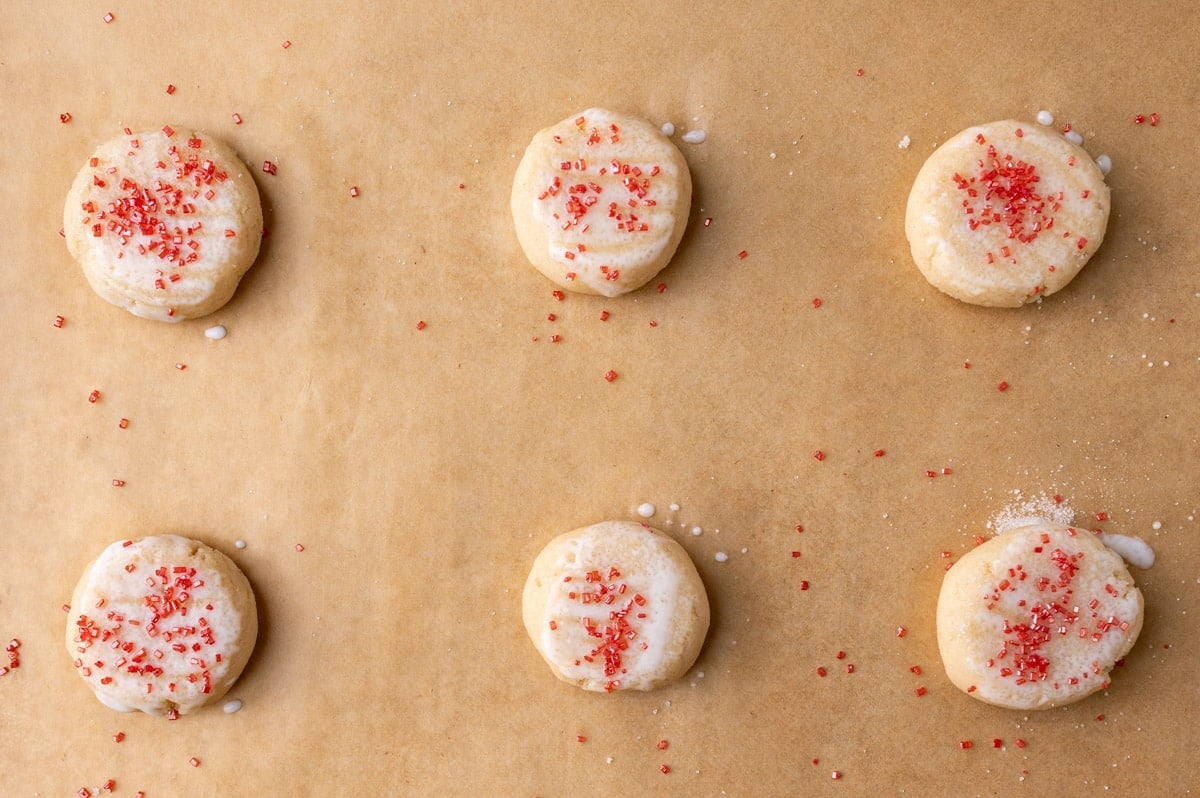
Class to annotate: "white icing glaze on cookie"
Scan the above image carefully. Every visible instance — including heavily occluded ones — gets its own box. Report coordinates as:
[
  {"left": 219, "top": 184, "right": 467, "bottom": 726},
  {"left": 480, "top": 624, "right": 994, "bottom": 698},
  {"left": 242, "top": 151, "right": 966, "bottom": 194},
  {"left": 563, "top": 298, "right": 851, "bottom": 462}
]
[
  {"left": 511, "top": 109, "right": 692, "bottom": 297},
  {"left": 905, "top": 120, "right": 1109, "bottom": 307},
  {"left": 63, "top": 127, "right": 262, "bottom": 322},
  {"left": 937, "top": 521, "right": 1143, "bottom": 710},
  {"left": 522, "top": 520, "right": 708, "bottom": 692},
  {"left": 65, "top": 535, "right": 257, "bottom": 716}
]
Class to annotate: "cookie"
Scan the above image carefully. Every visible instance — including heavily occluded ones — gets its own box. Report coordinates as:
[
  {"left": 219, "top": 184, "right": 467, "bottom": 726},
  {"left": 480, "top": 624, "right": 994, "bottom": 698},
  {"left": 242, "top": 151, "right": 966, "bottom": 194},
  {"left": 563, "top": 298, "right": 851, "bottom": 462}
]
[
  {"left": 65, "top": 535, "right": 258, "bottom": 716},
  {"left": 63, "top": 126, "right": 263, "bottom": 322},
  {"left": 522, "top": 520, "right": 709, "bottom": 692},
  {"left": 936, "top": 521, "right": 1143, "bottom": 710},
  {"left": 511, "top": 108, "right": 692, "bottom": 297},
  {"left": 905, "top": 120, "right": 1110, "bottom": 307}
]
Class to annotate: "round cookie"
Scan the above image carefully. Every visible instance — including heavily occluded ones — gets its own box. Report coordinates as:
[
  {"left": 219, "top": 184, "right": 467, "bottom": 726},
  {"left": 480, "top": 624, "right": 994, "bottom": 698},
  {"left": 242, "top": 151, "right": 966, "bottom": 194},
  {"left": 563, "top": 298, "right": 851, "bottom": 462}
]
[
  {"left": 905, "top": 120, "right": 1110, "bottom": 307},
  {"left": 511, "top": 108, "right": 692, "bottom": 297},
  {"left": 522, "top": 520, "right": 709, "bottom": 692},
  {"left": 65, "top": 535, "right": 257, "bottom": 716},
  {"left": 936, "top": 521, "right": 1143, "bottom": 710},
  {"left": 63, "top": 126, "right": 263, "bottom": 322}
]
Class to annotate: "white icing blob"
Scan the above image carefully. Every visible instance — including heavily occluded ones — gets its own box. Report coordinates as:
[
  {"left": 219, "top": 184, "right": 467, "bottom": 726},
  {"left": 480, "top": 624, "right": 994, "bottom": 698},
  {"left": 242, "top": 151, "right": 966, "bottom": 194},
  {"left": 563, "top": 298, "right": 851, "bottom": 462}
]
[
  {"left": 681, "top": 129, "right": 707, "bottom": 144},
  {"left": 1101, "top": 534, "right": 1156, "bottom": 569},
  {"left": 1065, "top": 130, "right": 1084, "bottom": 145},
  {"left": 223, "top": 699, "right": 243, "bottom": 714},
  {"left": 637, "top": 502, "right": 656, "bottom": 519},
  {"left": 205, "top": 325, "right": 227, "bottom": 340},
  {"left": 660, "top": 122, "right": 675, "bottom": 136},
  {"left": 235, "top": 539, "right": 247, "bottom": 549},
  {"left": 1036, "top": 110, "right": 1054, "bottom": 126},
  {"left": 714, "top": 551, "right": 728, "bottom": 562},
  {"left": 1096, "top": 154, "right": 1112, "bottom": 175}
]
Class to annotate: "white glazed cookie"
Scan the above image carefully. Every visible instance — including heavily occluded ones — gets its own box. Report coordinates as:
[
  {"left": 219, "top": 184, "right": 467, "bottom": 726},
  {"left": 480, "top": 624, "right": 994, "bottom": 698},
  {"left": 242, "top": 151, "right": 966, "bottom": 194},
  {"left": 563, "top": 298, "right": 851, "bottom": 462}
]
[
  {"left": 511, "top": 108, "right": 692, "bottom": 297},
  {"left": 937, "top": 521, "right": 1143, "bottom": 710},
  {"left": 63, "top": 127, "right": 263, "bottom": 322},
  {"left": 905, "top": 120, "right": 1110, "bottom": 307},
  {"left": 65, "top": 535, "right": 257, "bottom": 716},
  {"left": 522, "top": 520, "right": 709, "bottom": 692}
]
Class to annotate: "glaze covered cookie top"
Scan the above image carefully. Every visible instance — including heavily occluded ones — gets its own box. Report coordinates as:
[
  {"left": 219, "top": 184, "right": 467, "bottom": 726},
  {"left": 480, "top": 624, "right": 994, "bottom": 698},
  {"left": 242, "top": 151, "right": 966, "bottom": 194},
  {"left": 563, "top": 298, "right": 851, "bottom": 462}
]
[
  {"left": 905, "top": 120, "right": 1110, "bottom": 307},
  {"left": 936, "top": 521, "right": 1143, "bottom": 710},
  {"left": 522, "top": 520, "right": 709, "bottom": 692},
  {"left": 65, "top": 535, "right": 258, "bottom": 716},
  {"left": 511, "top": 108, "right": 692, "bottom": 297},
  {"left": 63, "top": 127, "right": 263, "bottom": 322}
]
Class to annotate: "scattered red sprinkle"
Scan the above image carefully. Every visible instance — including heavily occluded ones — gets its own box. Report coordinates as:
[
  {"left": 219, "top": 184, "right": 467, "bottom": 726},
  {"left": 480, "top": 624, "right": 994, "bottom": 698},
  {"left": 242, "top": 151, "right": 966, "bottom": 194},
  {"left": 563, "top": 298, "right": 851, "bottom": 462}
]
[
  {"left": 873, "top": 449, "right": 885, "bottom": 457},
  {"left": 88, "top": 389, "right": 101, "bottom": 404},
  {"left": 657, "top": 739, "right": 669, "bottom": 751},
  {"left": 959, "top": 740, "right": 973, "bottom": 750},
  {"left": 737, "top": 249, "right": 748, "bottom": 260},
  {"left": 118, "top": 418, "right": 129, "bottom": 429},
  {"left": 1149, "top": 113, "right": 1160, "bottom": 127},
  {"left": 174, "top": 363, "right": 187, "bottom": 371},
  {"left": 113, "top": 732, "right": 125, "bottom": 743},
  {"left": 1015, "top": 128, "right": 1024, "bottom": 138},
  {"left": 547, "top": 313, "right": 557, "bottom": 322},
  {"left": 656, "top": 282, "right": 667, "bottom": 293},
  {"left": 813, "top": 450, "right": 825, "bottom": 461},
  {"left": 295, "top": 543, "right": 305, "bottom": 552},
  {"left": 649, "top": 320, "right": 658, "bottom": 328},
  {"left": 1095, "top": 511, "right": 1109, "bottom": 521},
  {"left": 812, "top": 758, "right": 820, "bottom": 766},
  {"left": 914, "top": 686, "right": 927, "bottom": 697},
  {"left": 599, "top": 310, "right": 610, "bottom": 321},
  {"left": 189, "top": 757, "right": 201, "bottom": 767},
  {"left": 796, "top": 525, "right": 804, "bottom": 533},
  {"left": 103, "top": 11, "right": 114, "bottom": 23},
  {"left": 941, "top": 467, "right": 952, "bottom": 475},
  {"left": 831, "top": 771, "right": 842, "bottom": 780},
  {"left": 896, "top": 626, "right": 907, "bottom": 638},
  {"left": 1015, "top": 739, "right": 1026, "bottom": 748},
  {"left": 812, "top": 297, "right": 822, "bottom": 309},
  {"left": 111, "top": 479, "right": 125, "bottom": 487},
  {"left": 549, "top": 334, "right": 562, "bottom": 343},
  {"left": 1053, "top": 494, "right": 1063, "bottom": 504},
  {"left": 926, "top": 470, "right": 937, "bottom": 478},
  {"left": 416, "top": 320, "right": 427, "bottom": 330},
  {"left": 282, "top": 40, "right": 292, "bottom": 49},
  {"left": 552, "top": 290, "right": 565, "bottom": 302},
  {"left": 103, "top": 779, "right": 116, "bottom": 793},
  {"left": 166, "top": 84, "right": 176, "bottom": 95},
  {"left": 855, "top": 67, "right": 864, "bottom": 76},
  {"left": 262, "top": 160, "right": 278, "bottom": 175},
  {"left": 349, "top": 186, "right": 360, "bottom": 198},
  {"left": 816, "top": 666, "right": 827, "bottom": 677},
  {"left": 992, "top": 738, "right": 1003, "bottom": 749},
  {"left": 910, "top": 665, "right": 922, "bottom": 675},
  {"left": 1134, "top": 114, "right": 1146, "bottom": 124},
  {"left": 836, "top": 650, "right": 845, "bottom": 660},
  {"left": 232, "top": 113, "right": 243, "bottom": 125},
  {"left": 161, "top": 124, "right": 175, "bottom": 138},
  {"left": 78, "top": 789, "right": 91, "bottom": 798},
  {"left": 604, "top": 369, "right": 618, "bottom": 383},
  {"left": 963, "top": 360, "right": 971, "bottom": 369},
  {"left": 576, "top": 735, "right": 586, "bottom": 743},
  {"left": 799, "top": 580, "right": 809, "bottom": 591},
  {"left": 997, "top": 381, "right": 1009, "bottom": 392},
  {"left": 660, "top": 765, "right": 671, "bottom": 774},
  {"left": 845, "top": 663, "right": 855, "bottom": 674},
  {"left": 60, "top": 113, "right": 72, "bottom": 124},
  {"left": 457, "top": 183, "right": 465, "bottom": 189},
  {"left": 1096, "top": 714, "right": 1105, "bottom": 721},
  {"left": 791, "top": 551, "right": 801, "bottom": 558}
]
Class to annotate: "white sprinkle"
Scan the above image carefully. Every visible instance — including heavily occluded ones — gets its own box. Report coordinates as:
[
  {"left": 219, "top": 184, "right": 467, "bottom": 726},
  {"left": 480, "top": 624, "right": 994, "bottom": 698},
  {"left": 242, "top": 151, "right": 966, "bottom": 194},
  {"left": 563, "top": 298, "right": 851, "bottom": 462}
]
[
  {"left": 235, "top": 539, "right": 247, "bottom": 549},
  {"left": 1065, "top": 130, "right": 1084, "bottom": 146},
  {"left": 660, "top": 122, "right": 675, "bottom": 136},
  {"left": 691, "top": 525, "right": 703, "bottom": 536},
  {"left": 606, "top": 757, "right": 614, "bottom": 764},
  {"left": 223, "top": 699, "right": 243, "bottom": 714},
  {"left": 740, "top": 547, "right": 749, "bottom": 554},
  {"left": 714, "top": 551, "right": 728, "bottom": 562},
  {"left": 1036, "top": 110, "right": 1054, "bottom": 126},
  {"left": 681, "top": 129, "right": 707, "bottom": 144},
  {"left": 897, "top": 134, "right": 911, "bottom": 149},
  {"left": 1152, "top": 521, "right": 1162, "bottom": 530},
  {"left": 637, "top": 502, "right": 656, "bottom": 519},
  {"left": 1101, "top": 534, "right": 1156, "bottom": 569},
  {"left": 205, "top": 325, "right": 227, "bottom": 340},
  {"left": 1096, "top": 154, "right": 1112, "bottom": 175},
  {"left": 669, "top": 503, "right": 680, "bottom": 512}
]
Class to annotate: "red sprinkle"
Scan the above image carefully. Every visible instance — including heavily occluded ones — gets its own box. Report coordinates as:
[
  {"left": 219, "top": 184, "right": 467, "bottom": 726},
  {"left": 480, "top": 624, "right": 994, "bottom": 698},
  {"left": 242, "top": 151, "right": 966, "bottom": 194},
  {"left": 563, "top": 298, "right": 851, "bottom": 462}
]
[
  {"left": 914, "top": 686, "right": 927, "bottom": 697},
  {"left": 552, "top": 290, "right": 565, "bottom": 302},
  {"left": 604, "top": 369, "right": 618, "bottom": 383},
  {"left": 656, "top": 282, "right": 667, "bottom": 293},
  {"left": 60, "top": 113, "right": 72, "bottom": 124},
  {"left": 282, "top": 40, "right": 292, "bottom": 49},
  {"left": 817, "top": 666, "right": 827, "bottom": 677},
  {"left": 657, "top": 739, "right": 669, "bottom": 751},
  {"left": 118, "top": 418, "right": 129, "bottom": 429},
  {"left": 831, "top": 771, "right": 842, "bottom": 780},
  {"left": 1134, "top": 114, "right": 1146, "bottom": 124},
  {"left": 855, "top": 67, "right": 864, "bottom": 76},
  {"left": 910, "top": 665, "right": 922, "bottom": 675},
  {"left": 599, "top": 310, "right": 610, "bottom": 322},
  {"left": 416, "top": 320, "right": 427, "bottom": 330},
  {"left": 1095, "top": 511, "right": 1109, "bottom": 522},
  {"left": 295, "top": 543, "right": 305, "bottom": 552},
  {"left": 175, "top": 363, "right": 187, "bottom": 371},
  {"left": 161, "top": 125, "right": 175, "bottom": 138},
  {"left": 113, "top": 732, "right": 125, "bottom": 743},
  {"left": 262, "top": 160, "right": 278, "bottom": 175},
  {"left": 873, "top": 449, "right": 885, "bottom": 457},
  {"left": 896, "top": 626, "right": 907, "bottom": 638},
  {"left": 103, "top": 779, "right": 116, "bottom": 793},
  {"left": 660, "top": 765, "right": 671, "bottom": 775},
  {"left": 737, "top": 249, "right": 748, "bottom": 260},
  {"left": 166, "top": 84, "right": 176, "bottom": 95},
  {"left": 232, "top": 113, "right": 243, "bottom": 125},
  {"left": 1149, "top": 113, "right": 1160, "bottom": 127},
  {"left": 111, "top": 479, "right": 125, "bottom": 487},
  {"left": 812, "top": 297, "right": 822, "bottom": 309},
  {"left": 791, "top": 551, "right": 801, "bottom": 558},
  {"left": 1015, "top": 739, "right": 1026, "bottom": 748},
  {"left": 189, "top": 757, "right": 201, "bottom": 767},
  {"left": 349, "top": 186, "right": 360, "bottom": 198},
  {"left": 103, "top": 12, "right": 114, "bottom": 23},
  {"left": 576, "top": 735, "right": 586, "bottom": 743},
  {"left": 799, "top": 580, "right": 809, "bottom": 591},
  {"left": 959, "top": 740, "right": 973, "bottom": 750},
  {"left": 813, "top": 450, "right": 825, "bottom": 461},
  {"left": 88, "top": 389, "right": 101, "bottom": 403},
  {"left": 997, "top": 381, "right": 1009, "bottom": 392},
  {"left": 993, "top": 738, "right": 1003, "bottom": 749}
]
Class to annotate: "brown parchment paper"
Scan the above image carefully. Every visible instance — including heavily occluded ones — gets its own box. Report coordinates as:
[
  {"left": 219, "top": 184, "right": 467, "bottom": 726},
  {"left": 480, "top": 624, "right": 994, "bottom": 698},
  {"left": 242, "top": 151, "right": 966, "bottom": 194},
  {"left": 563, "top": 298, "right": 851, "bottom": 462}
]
[{"left": 3, "top": 2, "right": 1199, "bottom": 794}]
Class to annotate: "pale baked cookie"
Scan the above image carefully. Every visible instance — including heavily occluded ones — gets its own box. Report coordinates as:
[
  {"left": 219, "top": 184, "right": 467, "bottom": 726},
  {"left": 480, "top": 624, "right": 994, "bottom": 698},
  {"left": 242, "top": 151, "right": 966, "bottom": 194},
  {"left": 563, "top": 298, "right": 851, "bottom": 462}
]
[
  {"left": 937, "top": 521, "right": 1143, "bottom": 710},
  {"left": 905, "top": 120, "right": 1110, "bottom": 306},
  {"left": 511, "top": 108, "right": 692, "bottom": 296},
  {"left": 65, "top": 535, "right": 257, "bottom": 716},
  {"left": 63, "top": 127, "right": 263, "bottom": 322},
  {"left": 522, "top": 520, "right": 709, "bottom": 692}
]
